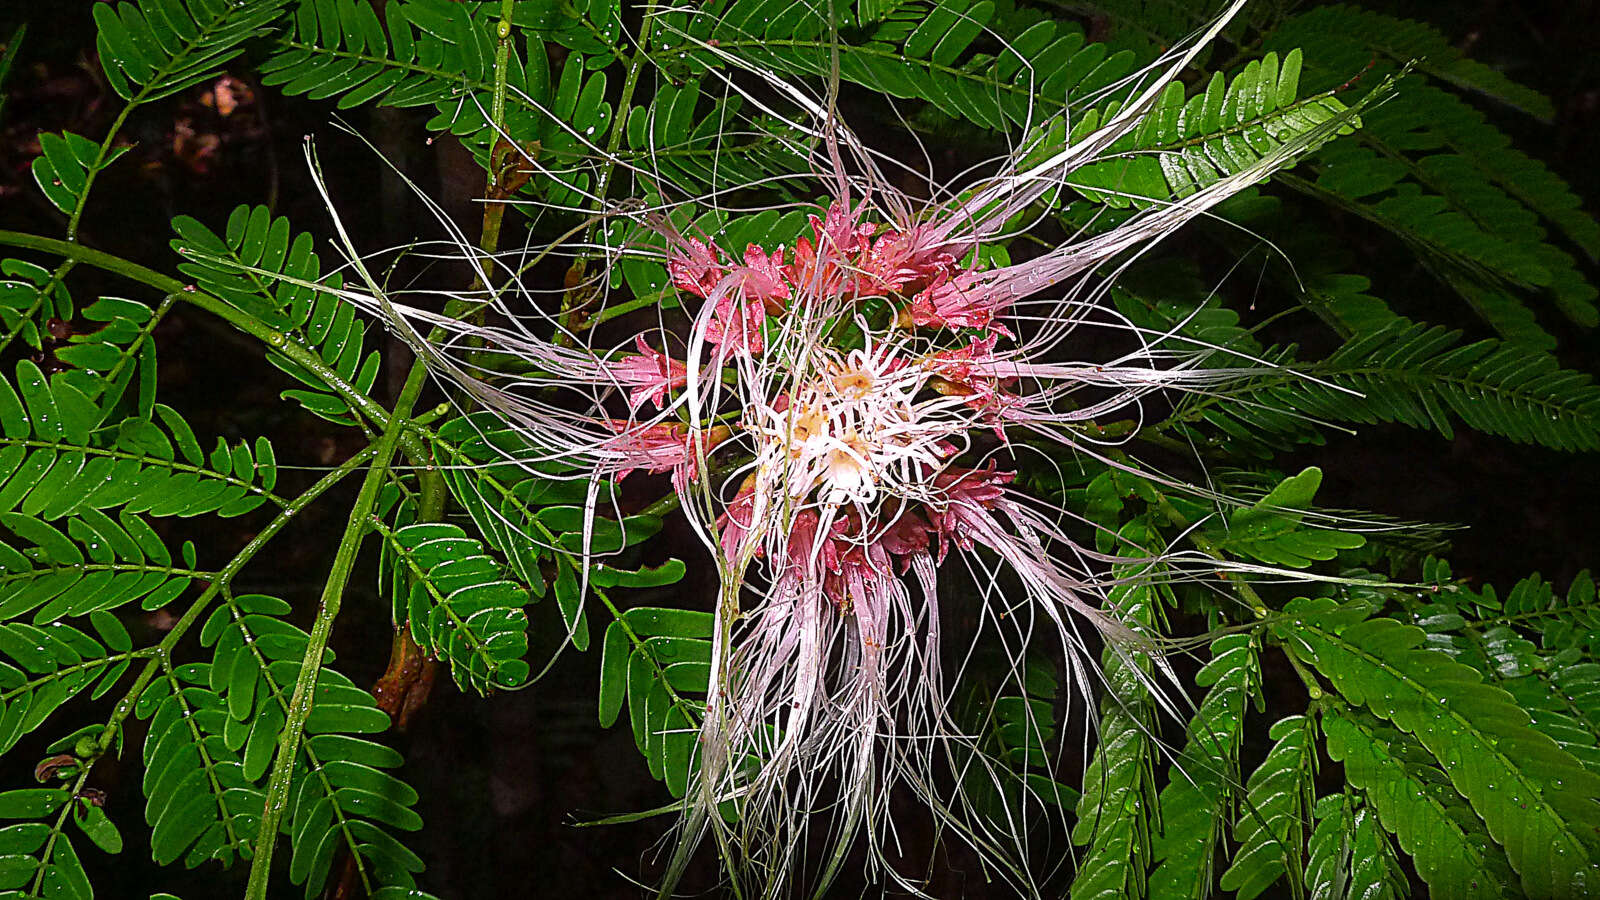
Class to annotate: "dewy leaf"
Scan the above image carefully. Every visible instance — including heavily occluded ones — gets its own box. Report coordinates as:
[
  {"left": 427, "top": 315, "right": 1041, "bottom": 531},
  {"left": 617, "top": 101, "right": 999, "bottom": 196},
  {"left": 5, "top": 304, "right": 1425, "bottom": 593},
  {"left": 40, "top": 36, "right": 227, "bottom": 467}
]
[
  {"left": 94, "top": 0, "right": 291, "bottom": 103},
  {"left": 30, "top": 132, "right": 130, "bottom": 215},
  {"left": 1149, "top": 633, "right": 1259, "bottom": 897},
  {"left": 1322, "top": 705, "right": 1518, "bottom": 899},
  {"left": 1275, "top": 598, "right": 1600, "bottom": 898},
  {"left": 595, "top": 607, "right": 712, "bottom": 796},
  {"left": 1069, "top": 570, "right": 1158, "bottom": 899},
  {"left": 383, "top": 522, "right": 531, "bottom": 693},
  {"left": 1219, "top": 714, "right": 1315, "bottom": 900},
  {"left": 72, "top": 803, "right": 124, "bottom": 855},
  {"left": 1305, "top": 791, "right": 1407, "bottom": 900},
  {"left": 0, "top": 789, "right": 68, "bottom": 819},
  {"left": 1207, "top": 467, "right": 1365, "bottom": 567},
  {"left": 1177, "top": 321, "right": 1600, "bottom": 454},
  {"left": 1066, "top": 50, "right": 1361, "bottom": 209}
]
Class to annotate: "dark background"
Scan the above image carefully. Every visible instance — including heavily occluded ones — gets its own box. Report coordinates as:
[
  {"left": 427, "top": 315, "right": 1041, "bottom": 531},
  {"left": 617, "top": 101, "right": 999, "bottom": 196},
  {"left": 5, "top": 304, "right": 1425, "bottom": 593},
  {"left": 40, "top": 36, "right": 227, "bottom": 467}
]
[{"left": 0, "top": 1, "right": 1596, "bottom": 897}]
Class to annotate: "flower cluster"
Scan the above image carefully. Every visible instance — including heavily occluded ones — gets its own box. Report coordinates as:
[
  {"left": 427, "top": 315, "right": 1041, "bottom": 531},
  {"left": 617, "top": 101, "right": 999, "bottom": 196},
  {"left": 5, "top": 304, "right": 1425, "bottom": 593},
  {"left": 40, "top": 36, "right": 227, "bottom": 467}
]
[
  {"left": 579, "top": 188, "right": 1266, "bottom": 891},
  {"left": 322, "top": 1, "right": 1354, "bottom": 891}
]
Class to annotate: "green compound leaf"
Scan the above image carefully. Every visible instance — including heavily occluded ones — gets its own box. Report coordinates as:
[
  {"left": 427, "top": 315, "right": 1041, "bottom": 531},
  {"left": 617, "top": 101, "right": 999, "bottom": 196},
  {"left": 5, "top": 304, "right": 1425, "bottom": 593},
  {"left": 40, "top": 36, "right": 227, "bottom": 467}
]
[
  {"left": 1267, "top": 4, "right": 1555, "bottom": 120},
  {"left": 1275, "top": 597, "right": 1600, "bottom": 898},
  {"left": 61, "top": 295, "right": 167, "bottom": 420},
  {"left": 142, "top": 596, "right": 423, "bottom": 897},
  {"left": 383, "top": 523, "right": 531, "bottom": 694},
  {"left": 597, "top": 607, "right": 711, "bottom": 798},
  {"left": 0, "top": 259, "right": 71, "bottom": 354},
  {"left": 960, "top": 656, "right": 1081, "bottom": 826},
  {"left": 1263, "top": 22, "right": 1599, "bottom": 342},
  {"left": 429, "top": 413, "right": 682, "bottom": 653},
  {"left": 1322, "top": 704, "right": 1520, "bottom": 899},
  {"left": 1204, "top": 467, "right": 1365, "bottom": 567},
  {"left": 1069, "top": 566, "right": 1158, "bottom": 900},
  {"left": 0, "top": 619, "right": 134, "bottom": 754},
  {"left": 262, "top": 0, "right": 617, "bottom": 113},
  {"left": 1187, "top": 322, "right": 1600, "bottom": 454},
  {"left": 94, "top": 0, "right": 292, "bottom": 103},
  {"left": 259, "top": 2, "right": 742, "bottom": 205},
  {"left": 172, "top": 205, "right": 378, "bottom": 427},
  {"left": 138, "top": 669, "right": 261, "bottom": 869},
  {"left": 1148, "top": 632, "right": 1259, "bottom": 898},
  {"left": 1417, "top": 563, "right": 1599, "bottom": 661},
  {"left": 0, "top": 788, "right": 91, "bottom": 900},
  {"left": 1409, "top": 567, "right": 1600, "bottom": 773},
  {"left": 0, "top": 359, "right": 278, "bottom": 521},
  {"left": 1304, "top": 789, "right": 1408, "bottom": 900},
  {"left": 685, "top": 0, "right": 1135, "bottom": 133},
  {"left": 1218, "top": 714, "right": 1315, "bottom": 900},
  {"left": 0, "top": 360, "right": 279, "bottom": 629},
  {"left": 1066, "top": 50, "right": 1358, "bottom": 208},
  {"left": 615, "top": 83, "right": 808, "bottom": 199}
]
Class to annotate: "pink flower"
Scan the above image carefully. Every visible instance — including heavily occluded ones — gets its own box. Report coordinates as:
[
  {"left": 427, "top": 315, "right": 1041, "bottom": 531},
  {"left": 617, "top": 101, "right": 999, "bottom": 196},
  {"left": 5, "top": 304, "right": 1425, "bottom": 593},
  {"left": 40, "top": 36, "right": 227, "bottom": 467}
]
[
  {"left": 667, "top": 237, "right": 723, "bottom": 299},
  {"left": 823, "top": 540, "right": 889, "bottom": 615},
  {"left": 342, "top": 3, "right": 1353, "bottom": 889},
  {"left": 601, "top": 421, "right": 728, "bottom": 491},
  {"left": 704, "top": 292, "right": 768, "bottom": 357},
  {"left": 859, "top": 225, "right": 961, "bottom": 297},
  {"left": 608, "top": 336, "right": 689, "bottom": 412},
  {"left": 898, "top": 271, "right": 1015, "bottom": 336},
  {"left": 716, "top": 476, "right": 760, "bottom": 562},
  {"left": 733, "top": 244, "right": 790, "bottom": 306},
  {"left": 875, "top": 505, "right": 935, "bottom": 563},
  {"left": 785, "top": 203, "right": 877, "bottom": 297},
  {"left": 929, "top": 464, "right": 1015, "bottom": 561},
  {"left": 780, "top": 509, "right": 822, "bottom": 581},
  {"left": 665, "top": 241, "right": 790, "bottom": 357},
  {"left": 809, "top": 202, "right": 877, "bottom": 259},
  {"left": 925, "top": 335, "right": 1025, "bottom": 429},
  {"left": 925, "top": 334, "right": 1005, "bottom": 386}
]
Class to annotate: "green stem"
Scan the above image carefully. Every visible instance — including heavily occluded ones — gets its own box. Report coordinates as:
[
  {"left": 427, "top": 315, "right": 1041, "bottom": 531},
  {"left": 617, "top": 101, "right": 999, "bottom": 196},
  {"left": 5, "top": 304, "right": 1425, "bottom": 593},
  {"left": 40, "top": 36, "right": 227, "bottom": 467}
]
[
  {"left": 31, "top": 765, "right": 94, "bottom": 897},
  {"left": 594, "top": 15, "right": 654, "bottom": 212},
  {"left": 65, "top": 103, "right": 135, "bottom": 239},
  {"left": 471, "top": 0, "right": 519, "bottom": 274},
  {"left": 554, "top": 4, "right": 656, "bottom": 342},
  {"left": 1154, "top": 493, "right": 1270, "bottom": 618},
  {"left": 243, "top": 364, "right": 430, "bottom": 900},
  {"left": 1155, "top": 492, "right": 1330, "bottom": 700},
  {"left": 1282, "top": 639, "right": 1325, "bottom": 700},
  {"left": 41, "top": 441, "right": 381, "bottom": 897},
  {"left": 490, "top": 0, "right": 515, "bottom": 139},
  {"left": 579, "top": 287, "right": 671, "bottom": 332},
  {"left": 220, "top": 592, "right": 374, "bottom": 893}
]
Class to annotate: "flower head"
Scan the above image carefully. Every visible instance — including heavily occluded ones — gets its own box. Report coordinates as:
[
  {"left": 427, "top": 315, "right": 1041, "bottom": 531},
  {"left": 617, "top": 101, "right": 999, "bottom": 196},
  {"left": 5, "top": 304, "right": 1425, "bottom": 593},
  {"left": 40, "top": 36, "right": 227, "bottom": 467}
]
[{"left": 315, "top": 1, "right": 1362, "bottom": 892}]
